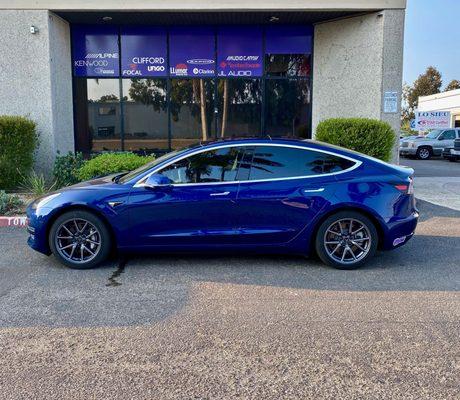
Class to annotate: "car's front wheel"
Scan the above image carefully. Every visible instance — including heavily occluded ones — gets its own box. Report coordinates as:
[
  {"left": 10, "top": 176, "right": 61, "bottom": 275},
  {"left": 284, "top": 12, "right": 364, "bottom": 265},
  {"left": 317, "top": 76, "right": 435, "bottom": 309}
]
[
  {"left": 49, "top": 210, "right": 111, "bottom": 269},
  {"left": 315, "top": 211, "right": 378, "bottom": 269},
  {"left": 416, "top": 147, "right": 431, "bottom": 160}
]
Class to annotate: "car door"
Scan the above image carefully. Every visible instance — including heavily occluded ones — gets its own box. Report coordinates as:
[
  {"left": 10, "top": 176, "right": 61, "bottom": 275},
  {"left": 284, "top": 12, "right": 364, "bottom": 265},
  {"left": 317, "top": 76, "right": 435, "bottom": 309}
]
[
  {"left": 126, "top": 146, "right": 244, "bottom": 247},
  {"left": 233, "top": 145, "right": 357, "bottom": 244},
  {"left": 435, "top": 129, "right": 457, "bottom": 154}
]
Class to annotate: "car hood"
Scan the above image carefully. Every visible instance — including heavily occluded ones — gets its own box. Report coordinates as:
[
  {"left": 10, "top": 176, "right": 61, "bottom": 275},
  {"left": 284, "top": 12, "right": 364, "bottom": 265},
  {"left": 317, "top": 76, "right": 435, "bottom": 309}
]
[{"left": 61, "top": 173, "right": 120, "bottom": 191}]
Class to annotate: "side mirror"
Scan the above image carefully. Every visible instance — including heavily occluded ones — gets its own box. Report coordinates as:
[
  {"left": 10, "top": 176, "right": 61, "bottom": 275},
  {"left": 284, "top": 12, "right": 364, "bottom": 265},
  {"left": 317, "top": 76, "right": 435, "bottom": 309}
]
[
  {"left": 438, "top": 137, "right": 444, "bottom": 141},
  {"left": 144, "top": 174, "right": 173, "bottom": 189}
]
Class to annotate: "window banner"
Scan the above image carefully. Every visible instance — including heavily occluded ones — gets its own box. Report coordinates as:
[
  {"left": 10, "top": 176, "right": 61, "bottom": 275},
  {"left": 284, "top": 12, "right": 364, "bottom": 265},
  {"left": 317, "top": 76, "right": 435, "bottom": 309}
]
[
  {"left": 265, "top": 26, "right": 313, "bottom": 55},
  {"left": 169, "top": 27, "right": 215, "bottom": 77},
  {"left": 217, "top": 27, "right": 263, "bottom": 77},
  {"left": 121, "top": 27, "right": 167, "bottom": 77},
  {"left": 72, "top": 25, "right": 120, "bottom": 77}
]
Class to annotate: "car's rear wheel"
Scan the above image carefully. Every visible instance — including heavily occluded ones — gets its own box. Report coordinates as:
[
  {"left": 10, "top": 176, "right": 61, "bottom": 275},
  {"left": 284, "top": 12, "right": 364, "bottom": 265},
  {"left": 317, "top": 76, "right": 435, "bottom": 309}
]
[
  {"left": 49, "top": 210, "right": 111, "bottom": 269},
  {"left": 315, "top": 211, "right": 378, "bottom": 270},
  {"left": 416, "top": 147, "right": 431, "bottom": 160}
]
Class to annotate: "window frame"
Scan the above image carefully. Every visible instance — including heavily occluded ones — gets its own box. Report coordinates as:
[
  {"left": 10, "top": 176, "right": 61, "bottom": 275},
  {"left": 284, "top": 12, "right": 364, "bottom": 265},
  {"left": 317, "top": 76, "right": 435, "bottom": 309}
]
[{"left": 134, "top": 143, "right": 361, "bottom": 188}]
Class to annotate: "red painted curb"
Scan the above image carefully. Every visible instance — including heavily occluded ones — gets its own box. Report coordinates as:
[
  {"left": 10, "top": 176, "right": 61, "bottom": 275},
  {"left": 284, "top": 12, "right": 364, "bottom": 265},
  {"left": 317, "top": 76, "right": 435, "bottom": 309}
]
[{"left": 0, "top": 216, "right": 28, "bottom": 228}]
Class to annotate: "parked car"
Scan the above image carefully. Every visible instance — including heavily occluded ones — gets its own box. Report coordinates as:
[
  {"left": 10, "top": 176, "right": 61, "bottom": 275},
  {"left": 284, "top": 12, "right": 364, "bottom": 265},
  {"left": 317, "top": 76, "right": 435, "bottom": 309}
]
[
  {"left": 445, "top": 138, "right": 460, "bottom": 162},
  {"left": 400, "top": 128, "right": 460, "bottom": 159},
  {"left": 27, "top": 139, "right": 418, "bottom": 270}
]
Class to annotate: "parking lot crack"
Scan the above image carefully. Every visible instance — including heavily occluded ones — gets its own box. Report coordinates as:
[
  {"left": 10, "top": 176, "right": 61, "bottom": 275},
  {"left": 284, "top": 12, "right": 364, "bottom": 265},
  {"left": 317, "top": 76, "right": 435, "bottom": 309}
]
[{"left": 106, "top": 258, "right": 128, "bottom": 287}]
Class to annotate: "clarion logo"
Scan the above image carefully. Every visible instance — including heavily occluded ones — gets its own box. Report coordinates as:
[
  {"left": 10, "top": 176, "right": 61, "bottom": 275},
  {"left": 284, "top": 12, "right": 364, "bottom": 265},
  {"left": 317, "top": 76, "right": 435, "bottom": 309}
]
[{"left": 85, "top": 53, "right": 118, "bottom": 59}]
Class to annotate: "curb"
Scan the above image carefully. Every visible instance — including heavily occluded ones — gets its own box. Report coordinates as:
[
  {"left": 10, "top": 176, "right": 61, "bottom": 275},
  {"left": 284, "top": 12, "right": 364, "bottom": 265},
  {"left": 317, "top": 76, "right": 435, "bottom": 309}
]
[{"left": 0, "top": 216, "right": 27, "bottom": 228}]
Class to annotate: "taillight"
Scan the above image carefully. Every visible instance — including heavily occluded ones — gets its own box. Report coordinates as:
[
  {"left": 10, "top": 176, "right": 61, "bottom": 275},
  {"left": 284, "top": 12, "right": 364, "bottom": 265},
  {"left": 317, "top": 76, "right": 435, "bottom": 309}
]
[{"left": 395, "top": 177, "right": 414, "bottom": 195}]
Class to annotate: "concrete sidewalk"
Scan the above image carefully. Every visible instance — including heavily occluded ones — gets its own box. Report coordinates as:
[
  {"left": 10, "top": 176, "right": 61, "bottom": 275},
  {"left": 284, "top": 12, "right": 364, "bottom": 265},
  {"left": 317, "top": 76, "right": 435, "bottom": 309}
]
[{"left": 414, "top": 177, "right": 460, "bottom": 211}]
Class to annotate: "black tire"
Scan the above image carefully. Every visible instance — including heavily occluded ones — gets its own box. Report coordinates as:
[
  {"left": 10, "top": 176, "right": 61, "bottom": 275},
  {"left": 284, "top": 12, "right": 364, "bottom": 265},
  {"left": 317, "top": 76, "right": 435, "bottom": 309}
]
[
  {"left": 49, "top": 210, "right": 111, "bottom": 269},
  {"left": 315, "top": 211, "right": 378, "bottom": 270},
  {"left": 416, "top": 147, "right": 432, "bottom": 160}
]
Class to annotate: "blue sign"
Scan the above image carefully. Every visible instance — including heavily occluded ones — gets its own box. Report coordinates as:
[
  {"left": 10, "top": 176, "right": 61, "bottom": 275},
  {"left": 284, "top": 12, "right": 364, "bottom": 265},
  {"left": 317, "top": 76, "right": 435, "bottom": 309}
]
[
  {"left": 410, "top": 119, "right": 416, "bottom": 130},
  {"left": 265, "top": 26, "right": 313, "bottom": 54},
  {"left": 217, "top": 27, "right": 263, "bottom": 77},
  {"left": 72, "top": 25, "right": 119, "bottom": 77},
  {"left": 169, "top": 27, "right": 215, "bottom": 77},
  {"left": 121, "top": 27, "right": 167, "bottom": 77}
]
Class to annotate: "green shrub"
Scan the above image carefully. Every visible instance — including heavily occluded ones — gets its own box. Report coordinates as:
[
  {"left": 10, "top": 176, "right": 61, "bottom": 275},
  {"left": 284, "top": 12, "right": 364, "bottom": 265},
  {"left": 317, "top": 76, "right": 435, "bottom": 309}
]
[
  {"left": 0, "top": 116, "right": 38, "bottom": 189},
  {"left": 0, "top": 191, "right": 24, "bottom": 216},
  {"left": 53, "top": 151, "right": 85, "bottom": 188},
  {"left": 315, "top": 118, "right": 396, "bottom": 162},
  {"left": 77, "top": 153, "right": 154, "bottom": 181}
]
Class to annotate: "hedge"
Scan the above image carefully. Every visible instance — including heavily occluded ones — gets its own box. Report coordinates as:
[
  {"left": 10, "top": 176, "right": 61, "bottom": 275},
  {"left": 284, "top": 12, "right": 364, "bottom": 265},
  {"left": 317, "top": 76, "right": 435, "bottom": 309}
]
[
  {"left": 315, "top": 118, "right": 396, "bottom": 162},
  {"left": 77, "top": 152, "right": 154, "bottom": 181},
  {"left": 53, "top": 151, "right": 85, "bottom": 188},
  {"left": 0, "top": 116, "right": 37, "bottom": 189}
]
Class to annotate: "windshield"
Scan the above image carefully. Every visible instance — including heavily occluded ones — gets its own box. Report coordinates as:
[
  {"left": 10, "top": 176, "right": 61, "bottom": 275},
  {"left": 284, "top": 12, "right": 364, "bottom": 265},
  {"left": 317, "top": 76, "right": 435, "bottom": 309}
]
[
  {"left": 425, "top": 130, "right": 442, "bottom": 139},
  {"left": 118, "top": 147, "right": 191, "bottom": 183}
]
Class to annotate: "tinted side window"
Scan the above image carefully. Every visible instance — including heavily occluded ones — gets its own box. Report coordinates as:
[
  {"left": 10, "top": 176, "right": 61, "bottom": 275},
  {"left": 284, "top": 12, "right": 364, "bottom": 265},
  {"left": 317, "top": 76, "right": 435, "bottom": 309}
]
[
  {"left": 249, "top": 146, "right": 355, "bottom": 180},
  {"left": 440, "top": 130, "right": 456, "bottom": 140},
  {"left": 158, "top": 147, "right": 243, "bottom": 184}
]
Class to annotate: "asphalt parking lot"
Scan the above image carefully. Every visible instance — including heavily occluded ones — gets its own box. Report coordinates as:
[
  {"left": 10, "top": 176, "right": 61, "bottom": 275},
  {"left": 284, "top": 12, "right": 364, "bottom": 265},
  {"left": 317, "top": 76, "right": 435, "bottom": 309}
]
[{"left": 0, "top": 195, "right": 459, "bottom": 399}]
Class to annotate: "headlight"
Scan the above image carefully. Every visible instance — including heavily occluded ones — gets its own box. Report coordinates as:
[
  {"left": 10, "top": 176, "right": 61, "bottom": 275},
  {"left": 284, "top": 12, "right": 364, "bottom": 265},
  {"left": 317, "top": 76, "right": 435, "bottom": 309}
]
[{"left": 31, "top": 193, "right": 61, "bottom": 211}]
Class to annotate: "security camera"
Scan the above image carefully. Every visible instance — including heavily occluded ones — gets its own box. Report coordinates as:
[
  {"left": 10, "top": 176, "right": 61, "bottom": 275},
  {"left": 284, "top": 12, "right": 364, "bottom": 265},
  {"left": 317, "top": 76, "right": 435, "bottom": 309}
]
[{"left": 30, "top": 25, "right": 39, "bottom": 34}]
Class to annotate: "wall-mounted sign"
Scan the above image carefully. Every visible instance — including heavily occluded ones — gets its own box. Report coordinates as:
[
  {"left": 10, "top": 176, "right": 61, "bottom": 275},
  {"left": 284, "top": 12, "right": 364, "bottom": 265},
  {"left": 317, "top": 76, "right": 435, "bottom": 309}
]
[
  {"left": 217, "top": 27, "right": 263, "bottom": 77},
  {"left": 383, "top": 91, "right": 398, "bottom": 114},
  {"left": 169, "top": 27, "right": 215, "bottom": 77},
  {"left": 72, "top": 26, "right": 119, "bottom": 77},
  {"left": 121, "top": 27, "right": 167, "bottom": 77},
  {"left": 415, "top": 111, "right": 451, "bottom": 130}
]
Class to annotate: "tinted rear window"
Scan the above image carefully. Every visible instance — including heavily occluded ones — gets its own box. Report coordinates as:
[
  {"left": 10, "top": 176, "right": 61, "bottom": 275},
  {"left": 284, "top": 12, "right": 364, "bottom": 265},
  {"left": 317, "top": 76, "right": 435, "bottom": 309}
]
[{"left": 248, "top": 146, "right": 355, "bottom": 180}]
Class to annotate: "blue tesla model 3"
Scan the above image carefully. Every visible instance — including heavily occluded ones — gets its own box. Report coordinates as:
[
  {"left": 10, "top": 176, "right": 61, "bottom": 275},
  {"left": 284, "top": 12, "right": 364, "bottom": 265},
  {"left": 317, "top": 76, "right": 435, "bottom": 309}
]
[{"left": 26, "top": 139, "right": 418, "bottom": 270}]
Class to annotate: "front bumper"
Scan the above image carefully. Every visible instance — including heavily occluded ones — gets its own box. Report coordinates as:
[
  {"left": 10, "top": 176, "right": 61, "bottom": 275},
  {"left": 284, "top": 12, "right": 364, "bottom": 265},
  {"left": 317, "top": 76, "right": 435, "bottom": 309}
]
[
  {"left": 399, "top": 148, "right": 417, "bottom": 156},
  {"left": 26, "top": 206, "right": 53, "bottom": 255}
]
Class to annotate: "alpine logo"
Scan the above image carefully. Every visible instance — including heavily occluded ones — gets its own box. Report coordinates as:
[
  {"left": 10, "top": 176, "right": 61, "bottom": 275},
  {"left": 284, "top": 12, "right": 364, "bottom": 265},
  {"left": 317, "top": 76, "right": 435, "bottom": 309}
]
[{"left": 85, "top": 53, "right": 118, "bottom": 59}]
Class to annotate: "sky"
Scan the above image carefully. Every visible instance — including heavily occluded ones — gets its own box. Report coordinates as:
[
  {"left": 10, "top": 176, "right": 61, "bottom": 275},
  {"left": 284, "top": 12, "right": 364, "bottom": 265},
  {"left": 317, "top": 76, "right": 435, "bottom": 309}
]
[{"left": 404, "top": 0, "right": 460, "bottom": 88}]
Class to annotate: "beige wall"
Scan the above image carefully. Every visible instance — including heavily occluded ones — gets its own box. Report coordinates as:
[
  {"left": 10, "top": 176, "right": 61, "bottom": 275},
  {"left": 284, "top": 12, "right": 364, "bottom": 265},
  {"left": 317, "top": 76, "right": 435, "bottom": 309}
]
[
  {"left": 0, "top": 10, "right": 74, "bottom": 174},
  {"left": 312, "top": 10, "right": 405, "bottom": 162}
]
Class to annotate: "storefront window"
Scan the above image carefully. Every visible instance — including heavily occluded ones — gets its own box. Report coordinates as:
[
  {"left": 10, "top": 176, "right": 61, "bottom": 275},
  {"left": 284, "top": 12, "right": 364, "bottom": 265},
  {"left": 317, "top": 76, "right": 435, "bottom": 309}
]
[
  {"left": 73, "top": 26, "right": 314, "bottom": 155},
  {"left": 265, "top": 79, "right": 311, "bottom": 138},
  {"left": 265, "top": 54, "right": 311, "bottom": 77},
  {"left": 170, "top": 78, "right": 215, "bottom": 149},
  {"left": 87, "top": 79, "right": 121, "bottom": 152},
  {"left": 217, "top": 78, "right": 262, "bottom": 138},
  {"left": 122, "top": 78, "right": 168, "bottom": 152}
]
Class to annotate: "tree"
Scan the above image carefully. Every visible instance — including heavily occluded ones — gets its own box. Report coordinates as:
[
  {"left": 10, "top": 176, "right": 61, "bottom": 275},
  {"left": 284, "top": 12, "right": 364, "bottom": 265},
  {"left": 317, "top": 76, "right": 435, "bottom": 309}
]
[
  {"left": 402, "top": 66, "right": 442, "bottom": 123},
  {"left": 445, "top": 79, "right": 460, "bottom": 92}
]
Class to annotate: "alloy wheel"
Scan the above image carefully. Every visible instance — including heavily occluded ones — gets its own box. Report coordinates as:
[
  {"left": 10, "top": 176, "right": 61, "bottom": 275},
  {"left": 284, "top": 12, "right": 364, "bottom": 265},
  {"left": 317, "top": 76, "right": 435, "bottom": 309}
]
[
  {"left": 418, "top": 148, "right": 430, "bottom": 159},
  {"left": 54, "top": 218, "right": 101, "bottom": 264},
  {"left": 323, "top": 218, "right": 372, "bottom": 265}
]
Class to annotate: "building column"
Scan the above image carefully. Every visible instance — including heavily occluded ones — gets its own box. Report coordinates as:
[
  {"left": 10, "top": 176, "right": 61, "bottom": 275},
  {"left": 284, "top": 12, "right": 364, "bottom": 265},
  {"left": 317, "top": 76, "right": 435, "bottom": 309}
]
[
  {"left": 0, "top": 10, "right": 74, "bottom": 176},
  {"left": 312, "top": 10, "right": 405, "bottom": 163}
]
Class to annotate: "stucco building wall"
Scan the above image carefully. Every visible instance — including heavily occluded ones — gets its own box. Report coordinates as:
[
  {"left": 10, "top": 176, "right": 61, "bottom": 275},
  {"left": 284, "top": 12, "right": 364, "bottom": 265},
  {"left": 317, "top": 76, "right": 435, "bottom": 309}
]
[
  {"left": 0, "top": 10, "right": 73, "bottom": 174},
  {"left": 313, "top": 10, "right": 405, "bottom": 161}
]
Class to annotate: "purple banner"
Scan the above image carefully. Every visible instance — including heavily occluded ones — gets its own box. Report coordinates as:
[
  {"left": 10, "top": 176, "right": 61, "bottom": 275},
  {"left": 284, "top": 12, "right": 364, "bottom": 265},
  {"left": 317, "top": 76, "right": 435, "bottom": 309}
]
[
  {"left": 217, "top": 27, "right": 263, "bottom": 77},
  {"left": 169, "top": 27, "right": 215, "bottom": 77},
  {"left": 265, "top": 26, "right": 313, "bottom": 55},
  {"left": 72, "top": 25, "right": 119, "bottom": 77},
  {"left": 121, "top": 27, "right": 167, "bottom": 77}
]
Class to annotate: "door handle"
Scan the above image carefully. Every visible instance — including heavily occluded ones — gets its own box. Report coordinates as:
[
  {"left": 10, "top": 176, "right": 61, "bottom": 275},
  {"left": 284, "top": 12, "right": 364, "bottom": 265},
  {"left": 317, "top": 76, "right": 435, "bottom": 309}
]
[
  {"left": 303, "top": 188, "right": 325, "bottom": 193},
  {"left": 210, "top": 191, "right": 230, "bottom": 197}
]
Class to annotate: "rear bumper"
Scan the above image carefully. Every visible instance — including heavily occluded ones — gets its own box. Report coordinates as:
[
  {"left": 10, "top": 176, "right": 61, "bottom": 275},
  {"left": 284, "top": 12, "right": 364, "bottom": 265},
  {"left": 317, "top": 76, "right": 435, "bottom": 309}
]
[{"left": 382, "top": 211, "right": 419, "bottom": 251}]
